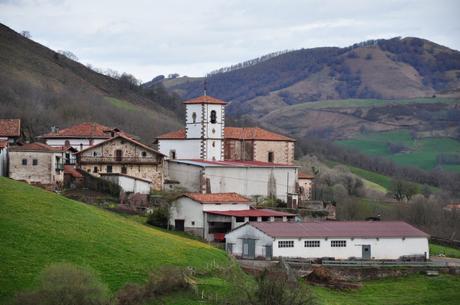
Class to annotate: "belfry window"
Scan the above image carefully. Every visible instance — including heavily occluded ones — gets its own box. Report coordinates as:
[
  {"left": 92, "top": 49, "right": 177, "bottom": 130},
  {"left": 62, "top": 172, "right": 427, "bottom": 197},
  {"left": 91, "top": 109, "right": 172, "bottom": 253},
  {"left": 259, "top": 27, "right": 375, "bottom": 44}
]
[
  {"left": 192, "top": 112, "right": 197, "bottom": 123},
  {"left": 210, "top": 110, "right": 217, "bottom": 124}
]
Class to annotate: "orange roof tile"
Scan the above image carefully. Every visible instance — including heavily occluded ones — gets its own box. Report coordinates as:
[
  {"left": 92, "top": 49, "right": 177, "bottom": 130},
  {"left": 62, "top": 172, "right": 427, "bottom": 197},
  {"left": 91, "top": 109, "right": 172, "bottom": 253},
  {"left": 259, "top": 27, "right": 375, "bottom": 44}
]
[
  {"left": 40, "top": 122, "right": 131, "bottom": 139},
  {"left": 183, "top": 192, "right": 251, "bottom": 204},
  {"left": 9, "top": 142, "right": 63, "bottom": 152},
  {"left": 183, "top": 96, "right": 226, "bottom": 105},
  {"left": 157, "top": 127, "right": 295, "bottom": 141},
  {"left": 298, "top": 172, "right": 315, "bottom": 179},
  {"left": 0, "top": 119, "right": 21, "bottom": 137}
]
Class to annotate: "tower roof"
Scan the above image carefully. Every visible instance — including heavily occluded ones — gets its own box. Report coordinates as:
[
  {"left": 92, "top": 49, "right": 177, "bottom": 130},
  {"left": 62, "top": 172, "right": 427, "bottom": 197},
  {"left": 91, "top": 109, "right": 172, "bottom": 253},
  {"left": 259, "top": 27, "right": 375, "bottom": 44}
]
[{"left": 183, "top": 96, "right": 226, "bottom": 105}]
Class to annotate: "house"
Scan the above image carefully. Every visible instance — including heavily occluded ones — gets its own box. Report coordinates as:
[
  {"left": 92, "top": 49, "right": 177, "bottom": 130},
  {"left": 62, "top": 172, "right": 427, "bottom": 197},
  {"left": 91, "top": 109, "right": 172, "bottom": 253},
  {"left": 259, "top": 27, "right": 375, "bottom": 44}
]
[
  {"left": 225, "top": 221, "right": 429, "bottom": 260},
  {"left": 155, "top": 95, "right": 295, "bottom": 164},
  {"left": 8, "top": 143, "right": 67, "bottom": 189},
  {"left": 39, "top": 122, "right": 130, "bottom": 151},
  {"left": 0, "top": 118, "right": 21, "bottom": 176},
  {"left": 298, "top": 172, "right": 315, "bottom": 201},
  {"left": 167, "top": 159, "right": 298, "bottom": 201},
  {"left": 170, "top": 192, "right": 295, "bottom": 241},
  {"left": 76, "top": 134, "right": 165, "bottom": 191}
]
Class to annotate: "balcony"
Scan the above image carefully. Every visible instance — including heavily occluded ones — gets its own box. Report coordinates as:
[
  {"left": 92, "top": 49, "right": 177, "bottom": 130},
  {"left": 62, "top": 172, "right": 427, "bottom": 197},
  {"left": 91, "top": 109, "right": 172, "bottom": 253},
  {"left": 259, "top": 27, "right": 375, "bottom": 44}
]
[{"left": 78, "top": 156, "right": 160, "bottom": 165}]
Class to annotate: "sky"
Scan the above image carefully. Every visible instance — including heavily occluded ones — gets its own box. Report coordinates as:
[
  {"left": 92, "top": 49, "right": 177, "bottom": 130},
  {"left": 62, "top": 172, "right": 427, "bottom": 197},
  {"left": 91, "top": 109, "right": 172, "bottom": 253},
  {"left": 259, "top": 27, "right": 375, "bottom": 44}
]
[{"left": 1, "top": 0, "right": 459, "bottom": 82}]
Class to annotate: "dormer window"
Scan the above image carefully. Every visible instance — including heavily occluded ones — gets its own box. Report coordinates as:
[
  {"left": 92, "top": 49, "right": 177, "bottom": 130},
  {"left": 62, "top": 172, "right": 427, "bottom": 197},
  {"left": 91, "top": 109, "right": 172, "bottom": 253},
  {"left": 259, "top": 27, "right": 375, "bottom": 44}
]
[
  {"left": 192, "top": 112, "right": 197, "bottom": 123},
  {"left": 210, "top": 110, "right": 217, "bottom": 124}
]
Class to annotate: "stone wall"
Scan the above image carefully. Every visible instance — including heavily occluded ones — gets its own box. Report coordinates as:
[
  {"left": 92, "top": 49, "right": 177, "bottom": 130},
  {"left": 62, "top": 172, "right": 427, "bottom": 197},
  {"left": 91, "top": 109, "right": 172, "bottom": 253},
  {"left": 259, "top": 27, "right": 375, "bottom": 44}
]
[
  {"left": 253, "top": 141, "right": 295, "bottom": 164},
  {"left": 9, "top": 151, "right": 62, "bottom": 185}
]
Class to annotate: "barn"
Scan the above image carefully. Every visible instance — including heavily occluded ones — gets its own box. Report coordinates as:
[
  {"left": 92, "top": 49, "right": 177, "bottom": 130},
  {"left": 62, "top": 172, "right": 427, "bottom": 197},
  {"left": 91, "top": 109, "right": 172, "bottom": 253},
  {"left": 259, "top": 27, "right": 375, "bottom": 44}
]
[{"left": 225, "top": 221, "right": 429, "bottom": 260}]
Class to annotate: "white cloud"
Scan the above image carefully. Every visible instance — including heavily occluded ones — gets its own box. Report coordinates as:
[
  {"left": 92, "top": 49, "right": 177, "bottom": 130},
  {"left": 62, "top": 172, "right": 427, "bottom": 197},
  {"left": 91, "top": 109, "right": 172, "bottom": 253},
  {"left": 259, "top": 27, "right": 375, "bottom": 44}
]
[{"left": 0, "top": 0, "right": 459, "bottom": 81}]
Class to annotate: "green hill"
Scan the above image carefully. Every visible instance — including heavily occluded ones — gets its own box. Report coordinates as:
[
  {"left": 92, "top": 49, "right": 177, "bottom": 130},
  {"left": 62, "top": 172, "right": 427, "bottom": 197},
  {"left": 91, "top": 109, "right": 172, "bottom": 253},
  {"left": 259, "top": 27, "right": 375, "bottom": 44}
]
[{"left": 0, "top": 177, "right": 227, "bottom": 302}]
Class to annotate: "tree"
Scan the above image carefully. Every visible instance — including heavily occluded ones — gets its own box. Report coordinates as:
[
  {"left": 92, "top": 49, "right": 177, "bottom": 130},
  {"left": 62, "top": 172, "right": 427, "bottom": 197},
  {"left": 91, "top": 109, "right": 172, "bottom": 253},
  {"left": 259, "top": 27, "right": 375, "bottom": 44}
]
[
  {"left": 389, "top": 179, "right": 418, "bottom": 202},
  {"left": 21, "top": 30, "right": 31, "bottom": 38},
  {"left": 58, "top": 50, "right": 79, "bottom": 62}
]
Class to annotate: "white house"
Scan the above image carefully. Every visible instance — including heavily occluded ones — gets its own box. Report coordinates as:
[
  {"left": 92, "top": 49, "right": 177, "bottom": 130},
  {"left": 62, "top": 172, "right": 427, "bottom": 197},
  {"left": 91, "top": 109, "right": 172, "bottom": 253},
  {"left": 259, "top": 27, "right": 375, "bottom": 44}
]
[
  {"left": 170, "top": 193, "right": 295, "bottom": 241},
  {"left": 167, "top": 159, "right": 298, "bottom": 202},
  {"left": 225, "top": 221, "right": 429, "bottom": 260}
]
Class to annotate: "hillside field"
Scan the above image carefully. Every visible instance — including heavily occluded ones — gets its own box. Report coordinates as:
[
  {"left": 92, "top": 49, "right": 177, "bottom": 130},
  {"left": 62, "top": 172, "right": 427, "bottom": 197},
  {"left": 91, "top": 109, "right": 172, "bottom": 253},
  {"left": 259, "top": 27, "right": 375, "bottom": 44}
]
[
  {"left": 336, "top": 130, "right": 460, "bottom": 172},
  {"left": 0, "top": 177, "right": 228, "bottom": 303}
]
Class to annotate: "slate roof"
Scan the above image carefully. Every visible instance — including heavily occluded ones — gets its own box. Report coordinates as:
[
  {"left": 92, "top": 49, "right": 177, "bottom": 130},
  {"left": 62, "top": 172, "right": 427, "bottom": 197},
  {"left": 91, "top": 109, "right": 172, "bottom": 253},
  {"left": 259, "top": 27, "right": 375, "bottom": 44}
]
[
  {"left": 0, "top": 119, "right": 21, "bottom": 137},
  {"left": 183, "top": 192, "right": 251, "bottom": 204},
  {"left": 157, "top": 127, "right": 294, "bottom": 141},
  {"left": 250, "top": 221, "right": 429, "bottom": 238},
  {"left": 206, "top": 209, "right": 294, "bottom": 217},
  {"left": 183, "top": 96, "right": 227, "bottom": 105}
]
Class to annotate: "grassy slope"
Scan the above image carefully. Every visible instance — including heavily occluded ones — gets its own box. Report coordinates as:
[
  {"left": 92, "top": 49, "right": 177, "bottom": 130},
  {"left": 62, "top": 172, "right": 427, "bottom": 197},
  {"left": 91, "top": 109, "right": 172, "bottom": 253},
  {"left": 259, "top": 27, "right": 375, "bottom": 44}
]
[
  {"left": 430, "top": 244, "right": 460, "bottom": 259},
  {"left": 0, "top": 177, "right": 227, "bottom": 302},
  {"left": 337, "top": 130, "right": 460, "bottom": 172},
  {"left": 312, "top": 274, "right": 460, "bottom": 305}
]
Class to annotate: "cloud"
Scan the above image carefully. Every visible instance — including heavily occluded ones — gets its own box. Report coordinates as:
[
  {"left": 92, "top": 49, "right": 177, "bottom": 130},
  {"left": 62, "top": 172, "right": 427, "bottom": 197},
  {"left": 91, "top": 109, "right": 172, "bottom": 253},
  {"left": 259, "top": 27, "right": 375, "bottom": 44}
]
[{"left": 0, "top": 0, "right": 459, "bottom": 81}]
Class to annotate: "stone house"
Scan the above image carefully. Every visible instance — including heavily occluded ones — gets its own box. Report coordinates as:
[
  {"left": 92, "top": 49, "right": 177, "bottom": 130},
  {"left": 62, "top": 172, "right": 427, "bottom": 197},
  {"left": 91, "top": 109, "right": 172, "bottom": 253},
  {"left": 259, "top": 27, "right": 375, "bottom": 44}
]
[
  {"left": 76, "top": 134, "right": 165, "bottom": 191},
  {"left": 298, "top": 172, "right": 315, "bottom": 201},
  {"left": 8, "top": 143, "right": 66, "bottom": 189}
]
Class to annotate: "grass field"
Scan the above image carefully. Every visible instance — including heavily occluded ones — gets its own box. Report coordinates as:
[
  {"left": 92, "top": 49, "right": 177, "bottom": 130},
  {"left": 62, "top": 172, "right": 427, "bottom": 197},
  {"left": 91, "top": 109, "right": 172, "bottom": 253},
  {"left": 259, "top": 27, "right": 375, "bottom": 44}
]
[
  {"left": 0, "top": 177, "right": 228, "bottom": 303},
  {"left": 430, "top": 244, "right": 460, "bottom": 259},
  {"left": 311, "top": 274, "right": 460, "bottom": 305},
  {"left": 336, "top": 130, "right": 460, "bottom": 172}
]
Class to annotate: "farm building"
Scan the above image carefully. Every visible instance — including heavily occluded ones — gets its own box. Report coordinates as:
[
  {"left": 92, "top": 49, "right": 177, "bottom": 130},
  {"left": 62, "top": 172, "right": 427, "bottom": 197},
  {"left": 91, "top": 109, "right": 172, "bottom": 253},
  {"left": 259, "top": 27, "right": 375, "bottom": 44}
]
[
  {"left": 0, "top": 118, "right": 21, "bottom": 176},
  {"left": 170, "top": 193, "right": 295, "bottom": 241},
  {"left": 167, "top": 159, "right": 298, "bottom": 201},
  {"left": 225, "top": 221, "right": 429, "bottom": 260}
]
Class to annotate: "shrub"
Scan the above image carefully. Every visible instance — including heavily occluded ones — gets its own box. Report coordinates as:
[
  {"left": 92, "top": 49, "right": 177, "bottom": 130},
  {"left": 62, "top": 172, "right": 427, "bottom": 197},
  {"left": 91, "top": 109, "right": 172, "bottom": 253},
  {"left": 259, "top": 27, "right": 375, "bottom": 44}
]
[
  {"left": 14, "top": 263, "right": 111, "bottom": 305},
  {"left": 144, "top": 266, "right": 191, "bottom": 297},
  {"left": 147, "top": 205, "right": 170, "bottom": 228},
  {"left": 116, "top": 283, "right": 145, "bottom": 305}
]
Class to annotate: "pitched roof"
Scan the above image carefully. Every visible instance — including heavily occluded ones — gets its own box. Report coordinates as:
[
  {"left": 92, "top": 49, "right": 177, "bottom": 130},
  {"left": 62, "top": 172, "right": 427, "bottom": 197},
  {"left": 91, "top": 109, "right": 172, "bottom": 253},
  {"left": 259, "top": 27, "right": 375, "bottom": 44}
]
[
  {"left": 183, "top": 192, "right": 251, "bottom": 204},
  {"left": 76, "top": 134, "right": 164, "bottom": 156},
  {"left": 9, "top": 142, "right": 63, "bottom": 152},
  {"left": 172, "top": 159, "right": 298, "bottom": 168},
  {"left": 249, "top": 221, "right": 429, "bottom": 238},
  {"left": 183, "top": 96, "right": 226, "bottom": 105},
  {"left": 206, "top": 209, "right": 294, "bottom": 217},
  {"left": 39, "top": 122, "right": 129, "bottom": 139},
  {"left": 157, "top": 127, "right": 295, "bottom": 142},
  {"left": 64, "top": 165, "right": 83, "bottom": 178},
  {"left": 299, "top": 172, "right": 315, "bottom": 179},
  {"left": 0, "top": 119, "right": 21, "bottom": 137}
]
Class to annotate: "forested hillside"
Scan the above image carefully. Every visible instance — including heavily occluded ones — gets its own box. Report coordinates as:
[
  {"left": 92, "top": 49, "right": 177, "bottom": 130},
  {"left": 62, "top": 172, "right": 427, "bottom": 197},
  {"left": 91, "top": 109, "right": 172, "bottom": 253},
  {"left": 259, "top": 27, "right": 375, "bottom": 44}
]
[{"left": 0, "top": 23, "right": 182, "bottom": 141}]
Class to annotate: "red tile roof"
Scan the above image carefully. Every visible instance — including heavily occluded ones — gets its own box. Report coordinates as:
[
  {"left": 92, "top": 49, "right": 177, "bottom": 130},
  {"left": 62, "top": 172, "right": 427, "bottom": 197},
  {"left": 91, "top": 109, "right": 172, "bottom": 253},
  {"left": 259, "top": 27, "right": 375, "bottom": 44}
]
[
  {"left": 299, "top": 172, "right": 315, "bottom": 179},
  {"left": 157, "top": 127, "right": 295, "bottom": 141},
  {"left": 0, "top": 119, "right": 21, "bottom": 137},
  {"left": 183, "top": 96, "right": 226, "bottom": 105},
  {"left": 250, "top": 221, "right": 429, "bottom": 238},
  {"left": 183, "top": 192, "right": 251, "bottom": 204},
  {"left": 64, "top": 165, "right": 83, "bottom": 178},
  {"left": 206, "top": 209, "right": 294, "bottom": 217},
  {"left": 76, "top": 134, "right": 164, "bottom": 156},
  {"left": 40, "top": 122, "right": 130, "bottom": 139},
  {"left": 9, "top": 142, "right": 63, "bottom": 152}
]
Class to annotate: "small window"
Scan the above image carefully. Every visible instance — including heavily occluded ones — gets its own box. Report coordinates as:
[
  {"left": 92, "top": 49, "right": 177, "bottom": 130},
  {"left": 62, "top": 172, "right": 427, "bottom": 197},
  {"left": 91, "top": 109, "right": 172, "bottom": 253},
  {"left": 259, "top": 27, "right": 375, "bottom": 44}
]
[
  {"left": 278, "top": 240, "right": 294, "bottom": 248},
  {"left": 235, "top": 217, "right": 245, "bottom": 222},
  {"left": 268, "top": 151, "right": 274, "bottom": 163},
  {"left": 32, "top": 159, "right": 38, "bottom": 166},
  {"left": 191, "top": 221, "right": 195, "bottom": 226},
  {"left": 121, "top": 166, "right": 127, "bottom": 174},
  {"left": 210, "top": 110, "right": 217, "bottom": 124},
  {"left": 107, "top": 165, "right": 112, "bottom": 173},
  {"left": 22, "top": 159, "right": 28, "bottom": 165},
  {"left": 331, "top": 240, "right": 347, "bottom": 247},
  {"left": 115, "top": 149, "right": 123, "bottom": 161},
  {"left": 192, "top": 112, "right": 197, "bottom": 123},
  {"left": 249, "top": 216, "right": 257, "bottom": 221},
  {"left": 170, "top": 150, "right": 176, "bottom": 160},
  {"left": 93, "top": 151, "right": 97, "bottom": 157},
  {"left": 64, "top": 140, "right": 70, "bottom": 147},
  {"left": 212, "top": 141, "right": 215, "bottom": 147},
  {"left": 93, "top": 166, "right": 98, "bottom": 173},
  {"left": 141, "top": 151, "right": 147, "bottom": 157},
  {"left": 305, "top": 240, "right": 320, "bottom": 247},
  {"left": 261, "top": 216, "right": 269, "bottom": 222}
]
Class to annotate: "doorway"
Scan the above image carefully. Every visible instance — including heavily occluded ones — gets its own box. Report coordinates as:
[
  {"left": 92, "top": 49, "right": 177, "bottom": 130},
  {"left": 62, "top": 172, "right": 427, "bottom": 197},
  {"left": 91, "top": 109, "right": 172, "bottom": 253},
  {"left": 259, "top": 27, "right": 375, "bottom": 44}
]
[
  {"left": 175, "top": 219, "right": 184, "bottom": 231},
  {"left": 242, "top": 239, "right": 255, "bottom": 259},
  {"left": 362, "top": 245, "right": 371, "bottom": 259}
]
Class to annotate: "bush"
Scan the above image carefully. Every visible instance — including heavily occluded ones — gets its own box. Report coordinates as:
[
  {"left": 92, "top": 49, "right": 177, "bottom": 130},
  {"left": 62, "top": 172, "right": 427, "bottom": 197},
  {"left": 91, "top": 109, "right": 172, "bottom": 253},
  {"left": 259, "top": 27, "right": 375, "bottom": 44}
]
[
  {"left": 14, "top": 263, "right": 111, "bottom": 305},
  {"left": 116, "top": 283, "right": 145, "bottom": 305},
  {"left": 147, "top": 205, "right": 170, "bottom": 228}
]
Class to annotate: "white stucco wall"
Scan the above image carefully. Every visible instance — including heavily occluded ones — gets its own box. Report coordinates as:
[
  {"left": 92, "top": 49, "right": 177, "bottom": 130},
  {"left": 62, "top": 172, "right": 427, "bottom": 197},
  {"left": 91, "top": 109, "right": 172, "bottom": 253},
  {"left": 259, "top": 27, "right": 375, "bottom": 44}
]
[
  {"left": 119, "top": 176, "right": 151, "bottom": 194},
  {"left": 185, "top": 104, "right": 203, "bottom": 138},
  {"left": 45, "top": 138, "right": 106, "bottom": 151},
  {"left": 225, "top": 224, "right": 274, "bottom": 258},
  {"left": 0, "top": 147, "right": 7, "bottom": 176},
  {"left": 158, "top": 139, "right": 201, "bottom": 160}
]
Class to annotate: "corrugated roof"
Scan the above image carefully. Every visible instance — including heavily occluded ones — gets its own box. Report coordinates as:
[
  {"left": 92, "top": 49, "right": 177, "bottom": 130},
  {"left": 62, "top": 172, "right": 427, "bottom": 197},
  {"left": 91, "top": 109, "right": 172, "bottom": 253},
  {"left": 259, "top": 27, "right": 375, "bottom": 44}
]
[
  {"left": 206, "top": 209, "right": 294, "bottom": 217},
  {"left": 0, "top": 119, "right": 21, "bottom": 137},
  {"left": 250, "top": 221, "right": 429, "bottom": 238},
  {"left": 183, "top": 192, "right": 251, "bottom": 204},
  {"left": 183, "top": 96, "right": 226, "bottom": 105},
  {"left": 157, "top": 127, "right": 294, "bottom": 142}
]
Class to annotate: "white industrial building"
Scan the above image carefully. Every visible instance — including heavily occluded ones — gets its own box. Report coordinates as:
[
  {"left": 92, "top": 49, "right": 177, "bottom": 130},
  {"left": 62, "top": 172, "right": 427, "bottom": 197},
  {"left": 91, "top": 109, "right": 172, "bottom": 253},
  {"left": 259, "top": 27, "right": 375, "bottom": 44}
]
[
  {"left": 225, "top": 221, "right": 429, "bottom": 260},
  {"left": 168, "top": 159, "right": 298, "bottom": 202}
]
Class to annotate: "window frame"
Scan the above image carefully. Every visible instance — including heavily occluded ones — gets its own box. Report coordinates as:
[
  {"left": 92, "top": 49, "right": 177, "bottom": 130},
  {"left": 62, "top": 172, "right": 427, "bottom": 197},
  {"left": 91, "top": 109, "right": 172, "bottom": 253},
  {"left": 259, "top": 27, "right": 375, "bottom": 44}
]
[
  {"left": 278, "top": 240, "right": 294, "bottom": 248},
  {"left": 304, "top": 240, "right": 320, "bottom": 248},
  {"left": 32, "top": 159, "right": 38, "bottom": 166},
  {"left": 22, "top": 159, "right": 28, "bottom": 166},
  {"left": 331, "top": 240, "right": 347, "bottom": 247}
]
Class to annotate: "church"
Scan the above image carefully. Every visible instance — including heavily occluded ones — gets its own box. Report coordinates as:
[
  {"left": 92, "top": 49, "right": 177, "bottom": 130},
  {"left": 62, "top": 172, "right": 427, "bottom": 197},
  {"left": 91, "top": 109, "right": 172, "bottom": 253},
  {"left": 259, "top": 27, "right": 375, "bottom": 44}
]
[{"left": 156, "top": 95, "right": 299, "bottom": 202}]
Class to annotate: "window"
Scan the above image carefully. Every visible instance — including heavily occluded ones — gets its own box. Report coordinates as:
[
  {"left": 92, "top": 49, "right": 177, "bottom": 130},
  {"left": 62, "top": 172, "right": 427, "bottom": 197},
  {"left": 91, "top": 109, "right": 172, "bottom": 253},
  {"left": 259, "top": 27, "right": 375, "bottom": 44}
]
[
  {"left": 121, "top": 166, "right": 127, "bottom": 174},
  {"left": 22, "top": 159, "right": 27, "bottom": 165},
  {"left": 305, "top": 240, "right": 320, "bottom": 247},
  {"left": 115, "top": 149, "right": 123, "bottom": 161},
  {"left": 331, "top": 240, "right": 347, "bottom": 247},
  {"left": 261, "top": 216, "right": 269, "bottom": 222},
  {"left": 93, "top": 151, "right": 97, "bottom": 157},
  {"left": 107, "top": 165, "right": 112, "bottom": 173},
  {"left": 93, "top": 166, "right": 98, "bottom": 173},
  {"left": 212, "top": 141, "right": 215, "bottom": 147},
  {"left": 235, "top": 217, "right": 245, "bottom": 222},
  {"left": 170, "top": 150, "right": 176, "bottom": 160},
  {"left": 141, "top": 151, "right": 147, "bottom": 157},
  {"left": 210, "top": 110, "right": 217, "bottom": 124},
  {"left": 249, "top": 216, "right": 257, "bottom": 221},
  {"left": 32, "top": 159, "right": 38, "bottom": 166},
  {"left": 278, "top": 240, "right": 294, "bottom": 248},
  {"left": 191, "top": 221, "right": 195, "bottom": 226},
  {"left": 64, "top": 140, "right": 70, "bottom": 147},
  {"left": 268, "top": 151, "right": 274, "bottom": 163},
  {"left": 192, "top": 112, "right": 197, "bottom": 123}
]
